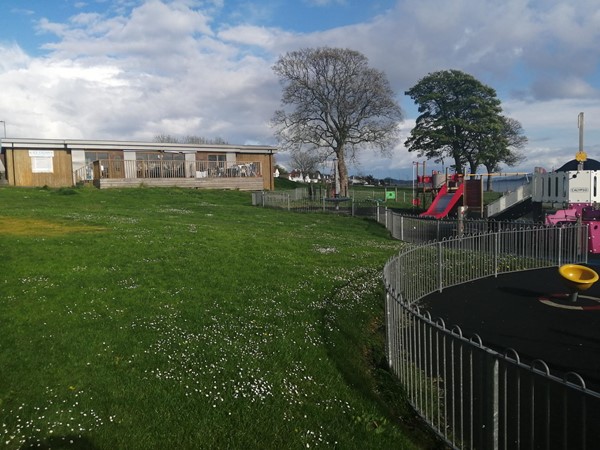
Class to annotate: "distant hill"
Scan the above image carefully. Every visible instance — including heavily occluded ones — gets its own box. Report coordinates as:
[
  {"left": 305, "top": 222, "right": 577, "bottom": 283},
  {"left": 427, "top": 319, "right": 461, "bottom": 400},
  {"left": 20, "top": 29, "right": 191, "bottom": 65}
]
[{"left": 382, "top": 178, "right": 412, "bottom": 186}]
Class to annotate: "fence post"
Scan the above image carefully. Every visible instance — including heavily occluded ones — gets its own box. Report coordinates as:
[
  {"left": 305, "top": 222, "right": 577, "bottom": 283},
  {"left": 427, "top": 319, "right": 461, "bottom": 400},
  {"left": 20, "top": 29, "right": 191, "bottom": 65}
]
[
  {"left": 287, "top": 193, "right": 290, "bottom": 211},
  {"left": 385, "top": 290, "right": 394, "bottom": 370},
  {"left": 400, "top": 215, "right": 404, "bottom": 242},
  {"left": 262, "top": 191, "right": 265, "bottom": 207},
  {"left": 438, "top": 241, "right": 443, "bottom": 292},
  {"left": 484, "top": 352, "right": 500, "bottom": 450},
  {"left": 494, "top": 231, "right": 499, "bottom": 277},
  {"left": 558, "top": 226, "right": 562, "bottom": 266}
]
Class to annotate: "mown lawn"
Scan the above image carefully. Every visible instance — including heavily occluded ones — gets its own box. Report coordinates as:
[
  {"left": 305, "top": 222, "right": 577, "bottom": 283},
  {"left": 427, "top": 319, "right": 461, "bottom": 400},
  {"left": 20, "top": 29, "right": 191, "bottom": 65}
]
[{"left": 0, "top": 186, "right": 435, "bottom": 449}]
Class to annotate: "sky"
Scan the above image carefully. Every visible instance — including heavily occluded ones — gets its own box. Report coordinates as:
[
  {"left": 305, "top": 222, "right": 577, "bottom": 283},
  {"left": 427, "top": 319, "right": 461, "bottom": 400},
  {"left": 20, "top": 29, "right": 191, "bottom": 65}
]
[{"left": 0, "top": 0, "right": 599, "bottom": 180}]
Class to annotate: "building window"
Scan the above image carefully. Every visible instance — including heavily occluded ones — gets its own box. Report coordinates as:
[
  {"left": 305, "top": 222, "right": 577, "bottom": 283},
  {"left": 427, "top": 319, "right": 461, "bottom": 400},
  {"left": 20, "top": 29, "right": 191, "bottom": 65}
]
[
  {"left": 208, "top": 154, "right": 226, "bottom": 165},
  {"left": 136, "top": 152, "right": 184, "bottom": 161},
  {"left": 29, "top": 150, "right": 54, "bottom": 173}
]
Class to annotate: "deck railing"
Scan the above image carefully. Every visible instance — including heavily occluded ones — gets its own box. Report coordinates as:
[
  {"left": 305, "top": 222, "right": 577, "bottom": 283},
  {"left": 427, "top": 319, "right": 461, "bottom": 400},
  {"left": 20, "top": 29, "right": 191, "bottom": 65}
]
[
  {"left": 74, "top": 159, "right": 262, "bottom": 183},
  {"left": 382, "top": 219, "right": 600, "bottom": 449}
]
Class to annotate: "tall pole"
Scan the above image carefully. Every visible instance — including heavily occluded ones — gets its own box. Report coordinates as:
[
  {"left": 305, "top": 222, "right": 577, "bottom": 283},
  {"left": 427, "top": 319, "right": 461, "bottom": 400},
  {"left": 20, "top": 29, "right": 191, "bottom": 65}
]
[
  {"left": 578, "top": 112, "right": 584, "bottom": 153},
  {"left": 576, "top": 112, "right": 587, "bottom": 167},
  {"left": 0, "top": 121, "right": 5, "bottom": 138},
  {"left": 577, "top": 113, "right": 583, "bottom": 152},
  {"left": 412, "top": 161, "right": 417, "bottom": 207}
]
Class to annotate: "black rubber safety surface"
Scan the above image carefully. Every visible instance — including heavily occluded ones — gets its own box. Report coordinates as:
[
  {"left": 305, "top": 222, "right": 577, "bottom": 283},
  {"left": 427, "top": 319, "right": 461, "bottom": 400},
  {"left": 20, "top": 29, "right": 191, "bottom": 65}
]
[{"left": 421, "top": 266, "right": 600, "bottom": 391}]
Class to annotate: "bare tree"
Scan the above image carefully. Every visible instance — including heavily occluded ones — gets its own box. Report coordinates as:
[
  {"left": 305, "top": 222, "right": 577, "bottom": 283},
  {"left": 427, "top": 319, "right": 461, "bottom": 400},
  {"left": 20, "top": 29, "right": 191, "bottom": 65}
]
[
  {"left": 153, "top": 135, "right": 229, "bottom": 145},
  {"left": 154, "top": 134, "right": 180, "bottom": 143},
  {"left": 272, "top": 47, "right": 403, "bottom": 197},
  {"left": 290, "top": 147, "right": 322, "bottom": 176},
  {"left": 183, "top": 135, "right": 229, "bottom": 145}
]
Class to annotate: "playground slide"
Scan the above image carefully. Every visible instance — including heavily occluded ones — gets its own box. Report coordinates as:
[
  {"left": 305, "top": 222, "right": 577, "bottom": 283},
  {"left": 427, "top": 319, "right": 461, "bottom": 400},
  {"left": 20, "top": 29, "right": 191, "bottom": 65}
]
[{"left": 420, "top": 183, "right": 464, "bottom": 218}]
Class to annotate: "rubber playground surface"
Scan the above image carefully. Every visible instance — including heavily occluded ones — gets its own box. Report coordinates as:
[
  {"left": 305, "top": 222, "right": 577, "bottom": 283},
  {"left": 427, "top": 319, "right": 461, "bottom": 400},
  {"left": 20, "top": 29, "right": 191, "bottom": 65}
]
[{"left": 421, "top": 265, "right": 600, "bottom": 392}]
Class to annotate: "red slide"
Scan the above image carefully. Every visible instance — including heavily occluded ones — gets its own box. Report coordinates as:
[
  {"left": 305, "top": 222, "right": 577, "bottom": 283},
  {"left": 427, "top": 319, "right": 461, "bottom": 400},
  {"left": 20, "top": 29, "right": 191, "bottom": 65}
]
[{"left": 419, "top": 183, "right": 464, "bottom": 219}]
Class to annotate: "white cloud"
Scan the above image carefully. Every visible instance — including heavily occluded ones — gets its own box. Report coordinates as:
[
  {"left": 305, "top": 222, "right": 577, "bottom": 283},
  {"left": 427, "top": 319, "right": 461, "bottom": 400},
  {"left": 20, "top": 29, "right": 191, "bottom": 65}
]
[
  {"left": 218, "top": 25, "right": 284, "bottom": 48},
  {"left": 0, "top": 0, "right": 599, "bottom": 180}
]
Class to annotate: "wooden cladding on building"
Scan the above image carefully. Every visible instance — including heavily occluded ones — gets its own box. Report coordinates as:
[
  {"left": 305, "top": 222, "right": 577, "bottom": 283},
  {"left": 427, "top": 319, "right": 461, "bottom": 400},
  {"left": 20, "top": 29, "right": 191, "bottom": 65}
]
[{"left": 5, "top": 148, "right": 74, "bottom": 187}]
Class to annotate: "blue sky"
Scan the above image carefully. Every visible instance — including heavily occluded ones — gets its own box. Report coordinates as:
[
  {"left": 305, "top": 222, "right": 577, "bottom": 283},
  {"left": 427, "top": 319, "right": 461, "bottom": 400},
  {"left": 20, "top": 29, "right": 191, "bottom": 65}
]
[{"left": 0, "top": 0, "right": 599, "bottom": 179}]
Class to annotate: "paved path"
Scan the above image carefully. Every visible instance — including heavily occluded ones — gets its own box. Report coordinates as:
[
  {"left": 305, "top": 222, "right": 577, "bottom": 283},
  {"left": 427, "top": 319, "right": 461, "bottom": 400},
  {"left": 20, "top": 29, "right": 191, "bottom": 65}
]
[{"left": 421, "top": 266, "right": 600, "bottom": 391}]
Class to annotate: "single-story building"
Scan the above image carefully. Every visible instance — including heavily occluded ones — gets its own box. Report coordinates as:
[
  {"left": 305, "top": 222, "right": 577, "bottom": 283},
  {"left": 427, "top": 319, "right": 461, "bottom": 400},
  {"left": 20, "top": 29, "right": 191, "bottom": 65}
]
[{"left": 0, "top": 138, "right": 277, "bottom": 190}]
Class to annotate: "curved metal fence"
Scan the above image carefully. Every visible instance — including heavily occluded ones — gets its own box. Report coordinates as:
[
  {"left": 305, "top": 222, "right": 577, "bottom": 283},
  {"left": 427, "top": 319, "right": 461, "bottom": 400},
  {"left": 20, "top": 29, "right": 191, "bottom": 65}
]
[{"left": 382, "top": 212, "right": 600, "bottom": 449}]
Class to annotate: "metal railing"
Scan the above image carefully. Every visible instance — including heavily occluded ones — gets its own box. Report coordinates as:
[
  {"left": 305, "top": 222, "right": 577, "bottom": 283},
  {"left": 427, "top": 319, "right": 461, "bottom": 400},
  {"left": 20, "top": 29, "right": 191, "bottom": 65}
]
[
  {"left": 383, "top": 220, "right": 600, "bottom": 449},
  {"left": 74, "top": 159, "right": 262, "bottom": 182},
  {"left": 380, "top": 209, "right": 536, "bottom": 244},
  {"left": 252, "top": 188, "right": 385, "bottom": 217},
  {"left": 254, "top": 194, "right": 599, "bottom": 447},
  {"left": 486, "top": 183, "right": 533, "bottom": 218}
]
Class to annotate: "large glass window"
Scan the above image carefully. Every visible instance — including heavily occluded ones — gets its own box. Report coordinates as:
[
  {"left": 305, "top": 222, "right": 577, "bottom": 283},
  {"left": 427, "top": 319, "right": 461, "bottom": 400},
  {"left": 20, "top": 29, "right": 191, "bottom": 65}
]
[
  {"left": 85, "top": 150, "right": 108, "bottom": 164},
  {"left": 208, "top": 154, "right": 226, "bottom": 164},
  {"left": 136, "top": 152, "right": 184, "bottom": 161}
]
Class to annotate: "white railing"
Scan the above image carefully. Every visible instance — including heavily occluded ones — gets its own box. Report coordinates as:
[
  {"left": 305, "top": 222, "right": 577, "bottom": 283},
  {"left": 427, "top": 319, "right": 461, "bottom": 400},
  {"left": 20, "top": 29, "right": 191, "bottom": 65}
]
[{"left": 486, "top": 183, "right": 533, "bottom": 218}]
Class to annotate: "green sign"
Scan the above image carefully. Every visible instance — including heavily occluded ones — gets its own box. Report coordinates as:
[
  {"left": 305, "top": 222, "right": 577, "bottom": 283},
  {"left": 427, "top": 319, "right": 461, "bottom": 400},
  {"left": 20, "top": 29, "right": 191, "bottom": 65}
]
[{"left": 385, "top": 191, "right": 396, "bottom": 200}]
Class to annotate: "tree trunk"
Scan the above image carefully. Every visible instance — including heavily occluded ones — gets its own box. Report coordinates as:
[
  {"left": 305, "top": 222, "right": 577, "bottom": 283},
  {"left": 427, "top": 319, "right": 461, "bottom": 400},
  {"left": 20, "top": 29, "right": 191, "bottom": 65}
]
[
  {"left": 469, "top": 162, "right": 478, "bottom": 176},
  {"left": 452, "top": 154, "right": 463, "bottom": 175},
  {"left": 485, "top": 164, "right": 494, "bottom": 191},
  {"left": 337, "top": 149, "right": 349, "bottom": 197},
  {"left": 486, "top": 174, "right": 493, "bottom": 192}
]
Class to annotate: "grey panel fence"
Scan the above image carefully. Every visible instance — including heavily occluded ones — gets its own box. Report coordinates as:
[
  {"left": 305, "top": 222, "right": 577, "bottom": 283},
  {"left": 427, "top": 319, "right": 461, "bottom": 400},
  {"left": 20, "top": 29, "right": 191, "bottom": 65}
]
[{"left": 383, "top": 214, "right": 600, "bottom": 449}]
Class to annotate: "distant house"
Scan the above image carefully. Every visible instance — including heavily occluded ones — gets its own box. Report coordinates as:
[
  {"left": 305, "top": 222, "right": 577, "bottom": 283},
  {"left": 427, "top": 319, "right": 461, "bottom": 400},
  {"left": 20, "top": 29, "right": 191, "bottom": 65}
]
[
  {"left": 285, "top": 170, "right": 322, "bottom": 184},
  {"left": 350, "top": 176, "right": 368, "bottom": 185},
  {"left": 0, "top": 138, "right": 277, "bottom": 190},
  {"left": 287, "top": 170, "right": 304, "bottom": 182}
]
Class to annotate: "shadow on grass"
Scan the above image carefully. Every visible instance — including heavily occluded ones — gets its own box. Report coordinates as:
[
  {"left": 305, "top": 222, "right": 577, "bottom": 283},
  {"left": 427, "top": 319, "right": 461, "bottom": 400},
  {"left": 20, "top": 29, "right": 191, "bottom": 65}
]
[{"left": 321, "top": 269, "right": 448, "bottom": 449}]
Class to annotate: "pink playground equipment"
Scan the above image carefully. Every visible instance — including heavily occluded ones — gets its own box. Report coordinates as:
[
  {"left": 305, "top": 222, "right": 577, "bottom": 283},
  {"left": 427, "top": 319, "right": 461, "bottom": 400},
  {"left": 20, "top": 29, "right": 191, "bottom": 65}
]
[{"left": 534, "top": 113, "right": 600, "bottom": 253}]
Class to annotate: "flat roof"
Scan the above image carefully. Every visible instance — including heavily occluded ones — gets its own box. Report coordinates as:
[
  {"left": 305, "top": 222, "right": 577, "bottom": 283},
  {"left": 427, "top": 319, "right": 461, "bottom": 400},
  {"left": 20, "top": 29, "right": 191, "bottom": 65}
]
[{"left": 1, "top": 138, "right": 277, "bottom": 154}]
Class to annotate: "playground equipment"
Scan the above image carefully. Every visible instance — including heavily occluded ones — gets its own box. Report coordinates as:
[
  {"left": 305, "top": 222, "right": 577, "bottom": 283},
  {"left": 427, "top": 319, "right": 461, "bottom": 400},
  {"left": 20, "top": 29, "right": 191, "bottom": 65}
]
[
  {"left": 531, "top": 113, "right": 600, "bottom": 253},
  {"left": 558, "top": 264, "right": 599, "bottom": 302},
  {"left": 414, "top": 164, "right": 484, "bottom": 219},
  {"left": 476, "top": 112, "right": 600, "bottom": 253},
  {"left": 412, "top": 113, "right": 600, "bottom": 252}
]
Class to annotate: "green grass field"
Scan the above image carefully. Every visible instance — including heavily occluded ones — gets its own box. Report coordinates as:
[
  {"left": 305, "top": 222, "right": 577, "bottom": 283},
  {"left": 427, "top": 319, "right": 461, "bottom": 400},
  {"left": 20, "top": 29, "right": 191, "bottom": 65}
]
[{"left": 0, "top": 186, "right": 436, "bottom": 449}]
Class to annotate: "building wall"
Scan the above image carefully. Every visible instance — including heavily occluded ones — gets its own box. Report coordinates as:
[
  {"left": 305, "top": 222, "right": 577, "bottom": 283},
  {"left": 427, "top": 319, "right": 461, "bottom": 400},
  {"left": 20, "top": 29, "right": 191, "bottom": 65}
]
[
  {"left": 532, "top": 171, "right": 600, "bottom": 204},
  {"left": 236, "top": 153, "right": 274, "bottom": 190},
  {"left": 5, "top": 148, "right": 74, "bottom": 187},
  {"left": 2, "top": 139, "right": 277, "bottom": 190}
]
